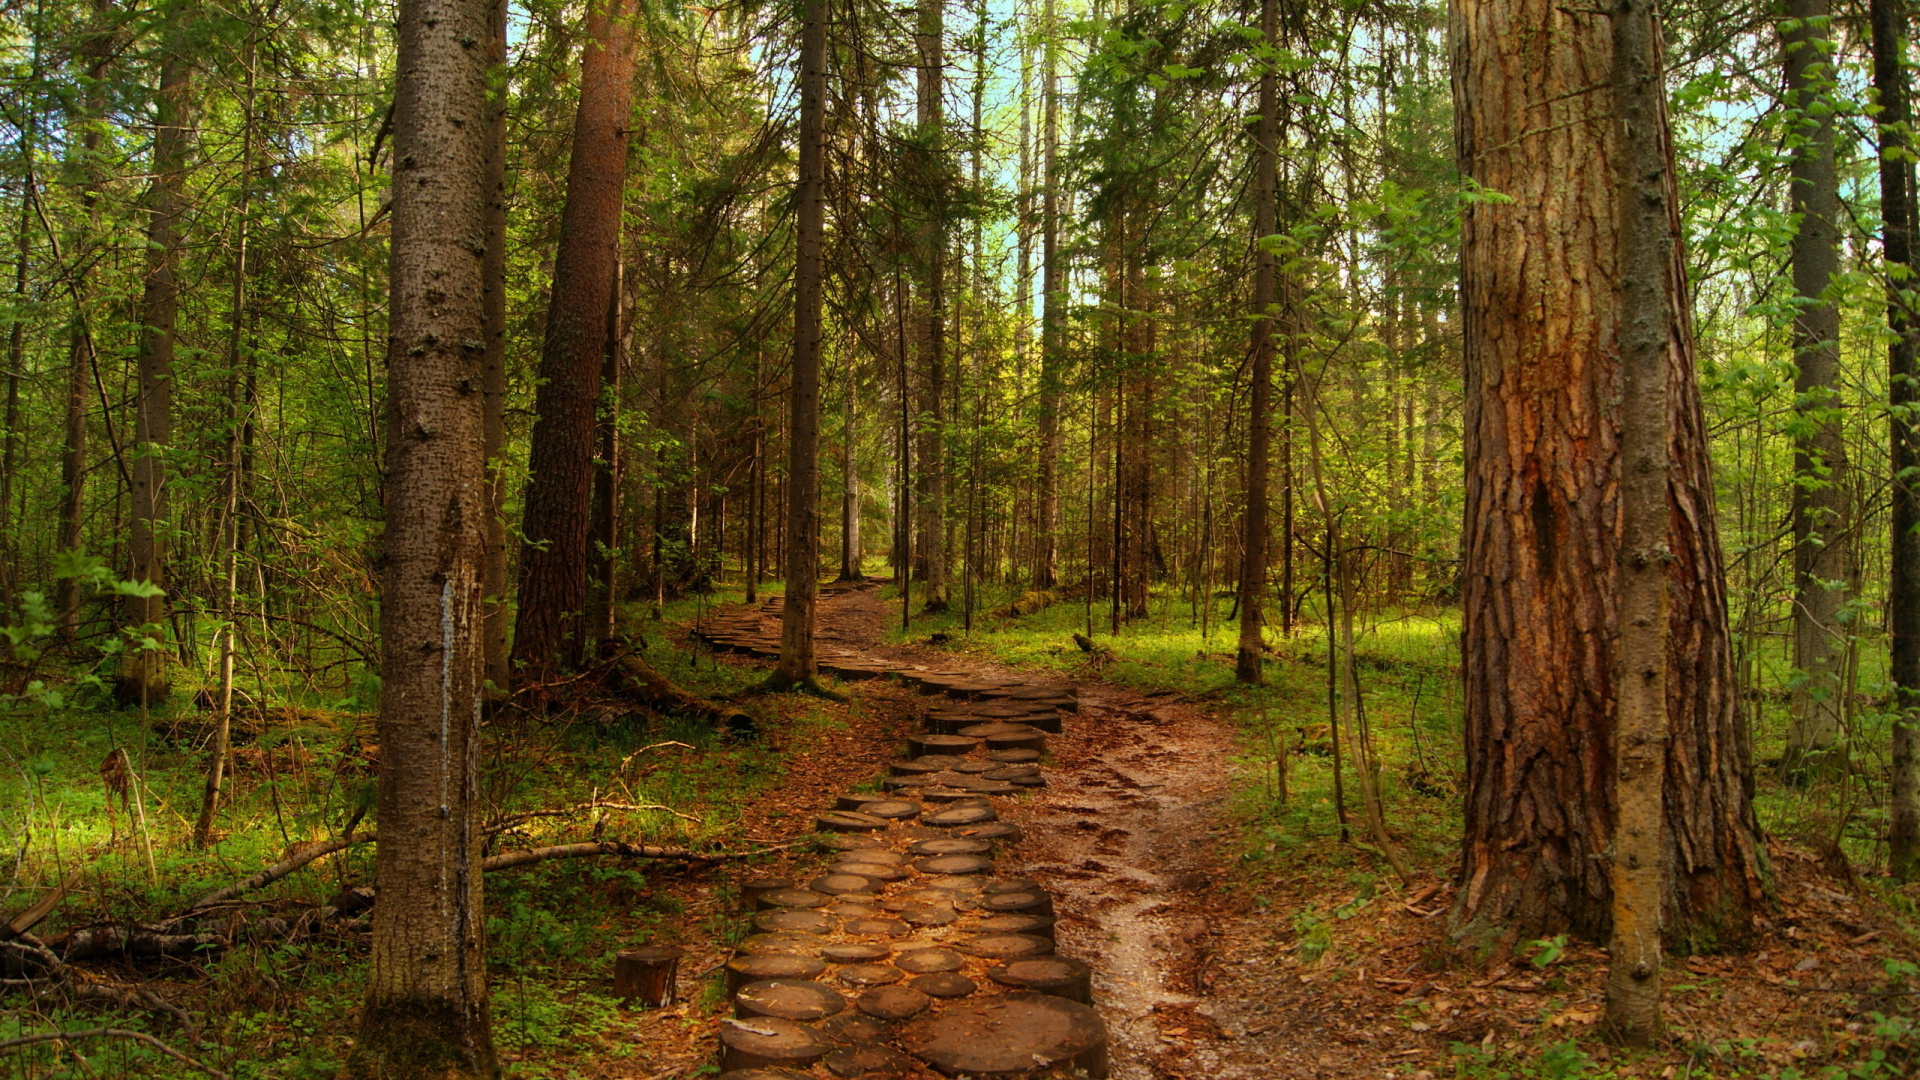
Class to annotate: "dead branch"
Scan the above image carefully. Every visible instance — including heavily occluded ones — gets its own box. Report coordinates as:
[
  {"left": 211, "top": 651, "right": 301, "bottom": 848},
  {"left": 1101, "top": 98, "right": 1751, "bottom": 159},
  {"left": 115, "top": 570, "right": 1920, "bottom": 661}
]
[
  {"left": 0, "top": 1028, "right": 230, "bottom": 1079},
  {"left": 485, "top": 800, "right": 701, "bottom": 836},
  {"left": 184, "top": 834, "right": 374, "bottom": 913},
  {"left": 480, "top": 840, "right": 780, "bottom": 873}
]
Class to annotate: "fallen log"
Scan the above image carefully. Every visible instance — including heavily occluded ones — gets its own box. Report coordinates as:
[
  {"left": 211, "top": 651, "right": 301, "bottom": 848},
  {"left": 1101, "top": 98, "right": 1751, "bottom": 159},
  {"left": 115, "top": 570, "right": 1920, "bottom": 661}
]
[
  {"left": 186, "top": 834, "right": 373, "bottom": 913},
  {"left": 604, "top": 645, "right": 756, "bottom": 732},
  {"left": 991, "top": 590, "right": 1056, "bottom": 620}
]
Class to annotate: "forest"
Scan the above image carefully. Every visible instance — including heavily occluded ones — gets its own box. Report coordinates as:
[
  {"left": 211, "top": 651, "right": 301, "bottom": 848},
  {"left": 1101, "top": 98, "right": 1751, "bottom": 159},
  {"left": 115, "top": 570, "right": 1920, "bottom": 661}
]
[{"left": 0, "top": 0, "right": 1916, "bottom": 1073}]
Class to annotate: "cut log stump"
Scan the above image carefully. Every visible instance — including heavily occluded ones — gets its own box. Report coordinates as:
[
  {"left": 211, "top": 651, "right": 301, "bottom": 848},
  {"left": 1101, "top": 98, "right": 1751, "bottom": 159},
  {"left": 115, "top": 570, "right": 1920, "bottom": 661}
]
[
  {"left": 989, "top": 956, "right": 1094, "bottom": 1003},
  {"left": 900, "top": 992, "right": 1109, "bottom": 1078},
  {"left": 725, "top": 953, "right": 828, "bottom": 992},
  {"left": 614, "top": 946, "right": 684, "bottom": 1007},
  {"left": 740, "top": 877, "right": 796, "bottom": 911},
  {"left": 719, "top": 1016, "right": 830, "bottom": 1072},
  {"left": 735, "top": 978, "right": 848, "bottom": 1021}
]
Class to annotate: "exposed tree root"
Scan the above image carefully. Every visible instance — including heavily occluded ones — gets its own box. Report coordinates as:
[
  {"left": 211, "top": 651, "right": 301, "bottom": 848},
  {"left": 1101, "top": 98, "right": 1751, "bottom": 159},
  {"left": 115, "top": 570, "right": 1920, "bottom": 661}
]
[
  {"left": 604, "top": 645, "right": 756, "bottom": 730},
  {"left": 752, "top": 670, "right": 849, "bottom": 701}
]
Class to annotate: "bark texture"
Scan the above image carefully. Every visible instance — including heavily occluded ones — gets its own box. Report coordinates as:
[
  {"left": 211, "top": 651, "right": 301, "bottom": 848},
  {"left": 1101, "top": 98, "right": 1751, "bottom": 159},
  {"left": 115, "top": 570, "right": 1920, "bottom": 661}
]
[
  {"left": 341, "top": 0, "right": 499, "bottom": 1072},
  {"left": 1236, "top": 0, "right": 1278, "bottom": 684},
  {"left": 914, "top": 0, "right": 949, "bottom": 612},
  {"left": 1449, "top": 0, "right": 1766, "bottom": 954},
  {"left": 1034, "top": 0, "right": 1062, "bottom": 591},
  {"left": 512, "top": 0, "right": 637, "bottom": 686},
  {"left": 480, "top": 0, "right": 510, "bottom": 696}
]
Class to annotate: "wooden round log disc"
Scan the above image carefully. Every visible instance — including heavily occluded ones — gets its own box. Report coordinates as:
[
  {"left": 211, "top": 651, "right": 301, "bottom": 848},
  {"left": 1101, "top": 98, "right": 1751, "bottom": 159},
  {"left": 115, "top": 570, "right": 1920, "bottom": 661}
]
[
  {"left": 835, "top": 792, "right": 888, "bottom": 811},
  {"left": 968, "top": 914, "right": 1056, "bottom": 939},
  {"left": 956, "top": 721, "right": 1035, "bottom": 738},
  {"left": 946, "top": 777, "right": 1019, "bottom": 796},
  {"left": 894, "top": 948, "right": 964, "bottom": 974},
  {"left": 740, "top": 877, "right": 797, "bottom": 911},
  {"left": 809, "top": 873, "right": 881, "bottom": 896},
  {"left": 757, "top": 888, "right": 831, "bottom": 911},
  {"left": 907, "top": 837, "right": 992, "bottom": 857},
  {"left": 923, "top": 805, "right": 997, "bottom": 828},
  {"left": 753, "top": 910, "right": 836, "bottom": 934},
  {"left": 824, "top": 1043, "right": 917, "bottom": 1078},
  {"left": 957, "top": 933, "right": 1054, "bottom": 960},
  {"left": 984, "top": 748, "right": 1042, "bottom": 764},
  {"left": 719, "top": 1016, "right": 831, "bottom": 1072},
  {"left": 821, "top": 943, "right": 893, "bottom": 962},
  {"left": 883, "top": 889, "right": 955, "bottom": 908},
  {"left": 716, "top": 1070, "right": 814, "bottom": 1080},
  {"left": 814, "top": 1012, "right": 895, "bottom": 1045},
  {"left": 851, "top": 799, "right": 922, "bottom": 821},
  {"left": 918, "top": 784, "right": 983, "bottom": 803},
  {"left": 1019, "top": 710, "right": 1066, "bottom": 733},
  {"left": 953, "top": 821, "right": 1023, "bottom": 843},
  {"left": 983, "top": 877, "right": 1043, "bottom": 894},
  {"left": 836, "top": 963, "right": 904, "bottom": 989},
  {"left": 735, "top": 978, "right": 848, "bottom": 1021},
  {"left": 950, "top": 760, "right": 998, "bottom": 774},
  {"left": 897, "top": 905, "right": 958, "bottom": 927},
  {"left": 890, "top": 755, "right": 964, "bottom": 776},
  {"left": 833, "top": 861, "right": 907, "bottom": 883},
  {"left": 828, "top": 901, "right": 883, "bottom": 918},
  {"left": 914, "top": 854, "right": 992, "bottom": 876},
  {"left": 989, "top": 957, "right": 1093, "bottom": 1003},
  {"left": 856, "top": 985, "right": 931, "bottom": 1021},
  {"left": 880, "top": 776, "right": 932, "bottom": 792},
  {"left": 1006, "top": 773, "right": 1048, "bottom": 788},
  {"left": 983, "top": 764, "right": 1040, "bottom": 780},
  {"left": 833, "top": 849, "right": 908, "bottom": 867},
  {"left": 918, "top": 876, "right": 988, "bottom": 897},
  {"left": 909, "top": 972, "right": 977, "bottom": 999},
  {"left": 816, "top": 811, "right": 890, "bottom": 833},
  {"left": 847, "top": 917, "right": 910, "bottom": 937},
  {"left": 738, "top": 933, "right": 826, "bottom": 956},
  {"left": 1007, "top": 685, "right": 1077, "bottom": 701},
  {"left": 981, "top": 890, "right": 1054, "bottom": 916},
  {"left": 906, "top": 733, "right": 978, "bottom": 757},
  {"left": 925, "top": 715, "right": 984, "bottom": 736},
  {"left": 815, "top": 833, "right": 888, "bottom": 852},
  {"left": 725, "top": 953, "right": 828, "bottom": 992},
  {"left": 985, "top": 730, "right": 1047, "bottom": 753},
  {"left": 900, "top": 992, "right": 1108, "bottom": 1078}
]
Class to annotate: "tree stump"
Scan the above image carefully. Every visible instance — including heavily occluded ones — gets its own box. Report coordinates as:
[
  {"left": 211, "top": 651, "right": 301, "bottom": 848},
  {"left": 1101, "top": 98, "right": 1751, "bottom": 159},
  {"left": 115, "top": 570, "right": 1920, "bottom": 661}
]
[
  {"left": 754, "top": 910, "right": 835, "bottom": 934},
  {"left": 895, "top": 948, "right": 964, "bottom": 974},
  {"left": 756, "top": 888, "right": 831, "bottom": 911},
  {"left": 968, "top": 913, "right": 1056, "bottom": 940},
  {"left": 719, "top": 1016, "right": 830, "bottom": 1072},
  {"left": 906, "top": 733, "right": 978, "bottom": 757},
  {"left": 740, "top": 877, "right": 797, "bottom": 911},
  {"left": 984, "top": 748, "right": 1042, "bottom": 764},
  {"left": 809, "top": 873, "right": 881, "bottom": 896},
  {"left": 957, "top": 933, "right": 1054, "bottom": 960},
  {"left": 848, "top": 799, "right": 922, "bottom": 821},
  {"left": 832, "top": 861, "right": 907, "bottom": 883},
  {"left": 735, "top": 978, "right": 848, "bottom": 1021},
  {"left": 924, "top": 805, "right": 997, "bottom": 828},
  {"left": 821, "top": 942, "right": 892, "bottom": 962},
  {"left": 891, "top": 755, "right": 964, "bottom": 776},
  {"left": 909, "top": 972, "right": 977, "bottom": 998},
  {"left": 832, "top": 849, "right": 908, "bottom": 867},
  {"left": 914, "top": 854, "right": 993, "bottom": 876},
  {"left": 989, "top": 957, "right": 1093, "bottom": 1003},
  {"left": 985, "top": 730, "right": 1047, "bottom": 754},
  {"left": 738, "top": 932, "right": 825, "bottom": 956},
  {"left": 823, "top": 1043, "right": 917, "bottom": 1078},
  {"left": 900, "top": 992, "right": 1109, "bottom": 1078},
  {"left": 815, "top": 834, "right": 888, "bottom": 853},
  {"left": 816, "top": 810, "right": 890, "bottom": 833},
  {"left": 856, "top": 985, "right": 931, "bottom": 1020},
  {"left": 614, "top": 946, "right": 684, "bottom": 1007},
  {"left": 725, "top": 953, "right": 828, "bottom": 992},
  {"left": 981, "top": 889, "right": 1053, "bottom": 916},
  {"left": 953, "top": 821, "right": 1023, "bottom": 843},
  {"left": 908, "top": 837, "right": 991, "bottom": 857},
  {"left": 836, "top": 963, "right": 904, "bottom": 988}
]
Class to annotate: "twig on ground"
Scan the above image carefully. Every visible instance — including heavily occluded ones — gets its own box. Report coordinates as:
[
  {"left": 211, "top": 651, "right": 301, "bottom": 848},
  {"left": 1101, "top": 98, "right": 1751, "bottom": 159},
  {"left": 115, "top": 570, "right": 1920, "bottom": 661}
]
[
  {"left": 0, "top": 1028, "right": 230, "bottom": 1080},
  {"left": 486, "top": 800, "right": 701, "bottom": 834}
]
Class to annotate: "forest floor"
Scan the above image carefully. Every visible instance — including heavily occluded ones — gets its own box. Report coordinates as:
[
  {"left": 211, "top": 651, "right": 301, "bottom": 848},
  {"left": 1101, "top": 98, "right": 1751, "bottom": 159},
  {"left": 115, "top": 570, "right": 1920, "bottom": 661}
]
[{"left": 615, "top": 583, "right": 1920, "bottom": 1080}]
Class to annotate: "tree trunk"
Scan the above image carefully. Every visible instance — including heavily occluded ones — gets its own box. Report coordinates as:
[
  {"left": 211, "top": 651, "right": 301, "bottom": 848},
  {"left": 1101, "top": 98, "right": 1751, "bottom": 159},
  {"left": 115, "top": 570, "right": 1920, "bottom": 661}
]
[
  {"left": 1235, "top": 0, "right": 1278, "bottom": 683},
  {"left": 1033, "top": 0, "right": 1062, "bottom": 591},
  {"left": 839, "top": 361, "right": 861, "bottom": 581},
  {"left": 1872, "top": 0, "right": 1920, "bottom": 880},
  {"left": 512, "top": 0, "right": 637, "bottom": 687},
  {"left": 587, "top": 254, "right": 624, "bottom": 645},
  {"left": 769, "top": 0, "right": 828, "bottom": 691},
  {"left": 117, "top": 47, "right": 193, "bottom": 707},
  {"left": 1781, "top": 0, "right": 1851, "bottom": 776},
  {"left": 480, "top": 0, "right": 511, "bottom": 697},
  {"left": 1448, "top": 0, "right": 1765, "bottom": 954},
  {"left": 915, "top": 0, "right": 948, "bottom": 612},
  {"left": 342, "top": 0, "right": 499, "bottom": 1071},
  {"left": 1605, "top": 0, "right": 1671, "bottom": 1042}
]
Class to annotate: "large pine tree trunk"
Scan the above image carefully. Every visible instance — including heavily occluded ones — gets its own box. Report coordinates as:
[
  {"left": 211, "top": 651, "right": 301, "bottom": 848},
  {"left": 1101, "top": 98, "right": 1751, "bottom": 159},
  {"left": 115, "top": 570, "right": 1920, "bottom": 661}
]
[
  {"left": 512, "top": 0, "right": 637, "bottom": 686},
  {"left": 1872, "top": 0, "right": 1920, "bottom": 879},
  {"left": 914, "top": 0, "right": 949, "bottom": 612},
  {"left": 342, "top": 0, "right": 498, "bottom": 1071},
  {"left": 1782, "top": 0, "right": 1852, "bottom": 775},
  {"left": 1033, "top": 0, "right": 1062, "bottom": 591},
  {"left": 1235, "top": 0, "right": 1278, "bottom": 683},
  {"left": 1449, "top": 0, "right": 1765, "bottom": 954},
  {"left": 770, "top": 0, "right": 828, "bottom": 690},
  {"left": 480, "top": 0, "right": 511, "bottom": 697},
  {"left": 118, "top": 48, "right": 193, "bottom": 706}
]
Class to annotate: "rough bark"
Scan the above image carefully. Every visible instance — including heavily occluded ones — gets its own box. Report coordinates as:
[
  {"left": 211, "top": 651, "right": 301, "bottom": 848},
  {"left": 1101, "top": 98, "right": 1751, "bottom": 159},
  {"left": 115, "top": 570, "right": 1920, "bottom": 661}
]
[
  {"left": 768, "top": 0, "right": 827, "bottom": 692},
  {"left": 914, "top": 0, "right": 949, "bottom": 612},
  {"left": 1034, "top": 0, "right": 1062, "bottom": 591},
  {"left": 839, "top": 365, "right": 862, "bottom": 580},
  {"left": 1605, "top": 0, "right": 1670, "bottom": 1043},
  {"left": 1448, "top": 0, "right": 1766, "bottom": 955},
  {"left": 340, "top": 0, "right": 499, "bottom": 1070},
  {"left": 1235, "top": 0, "right": 1278, "bottom": 684},
  {"left": 1873, "top": 0, "right": 1920, "bottom": 880},
  {"left": 117, "top": 47, "right": 193, "bottom": 707},
  {"left": 480, "top": 0, "right": 511, "bottom": 697},
  {"left": 1781, "top": 0, "right": 1852, "bottom": 775},
  {"left": 587, "top": 254, "right": 625, "bottom": 645},
  {"left": 512, "top": 0, "right": 637, "bottom": 686}
]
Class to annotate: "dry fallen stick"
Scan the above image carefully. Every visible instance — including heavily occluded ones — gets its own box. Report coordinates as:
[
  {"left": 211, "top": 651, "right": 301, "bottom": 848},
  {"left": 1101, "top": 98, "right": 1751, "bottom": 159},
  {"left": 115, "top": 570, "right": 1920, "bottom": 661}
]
[
  {"left": 185, "top": 834, "right": 375, "bottom": 913},
  {"left": 0, "top": 1027, "right": 231, "bottom": 1079},
  {"left": 486, "top": 800, "right": 702, "bottom": 835}
]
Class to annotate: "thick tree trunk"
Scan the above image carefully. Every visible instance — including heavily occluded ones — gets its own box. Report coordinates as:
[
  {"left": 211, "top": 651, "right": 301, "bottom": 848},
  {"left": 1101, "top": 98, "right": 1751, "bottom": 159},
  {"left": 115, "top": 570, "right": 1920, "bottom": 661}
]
[
  {"left": 1448, "top": 0, "right": 1765, "bottom": 955},
  {"left": 117, "top": 48, "right": 193, "bottom": 707},
  {"left": 587, "top": 255, "right": 624, "bottom": 645},
  {"left": 1034, "top": 0, "right": 1062, "bottom": 591},
  {"left": 341, "top": 0, "right": 498, "bottom": 1071},
  {"left": 1782, "top": 0, "right": 1851, "bottom": 775},
  {"left": 769, "top": 0, "right": 827, "bottom": 691},
  {"left": 512, "top": 0, "right": 637, "bottom": 687},
  {"left": 1873, "top": 0, "right": 1920, "bottom": 880},
  {"left": 1605, "top": 0, "right": 1671, "bottom": 1043},
  {"left": 1236, "top": 0, "right": 1278, "bottom": 683},
  {"left": 914, "top": 0, "right": 948, "bottom": 612},
  {"left": 480, "top": 0, "right": 511, "bottom": 697}
]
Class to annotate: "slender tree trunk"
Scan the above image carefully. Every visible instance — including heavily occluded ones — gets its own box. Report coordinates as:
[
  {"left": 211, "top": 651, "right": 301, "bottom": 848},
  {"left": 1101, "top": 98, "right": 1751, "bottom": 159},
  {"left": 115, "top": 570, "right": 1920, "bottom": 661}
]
[
  {"left": 1782, "top": 0, "right": 1852, "bottom": 776},
  {"left": 770, "top": 0, "right": 828, "bottom": 691},
  {"left": 839, "top": 361, "right": 861, "bottom": 580},
  {"left": 1034, "top": 0, "right": 1061, "bottom": 590},
  {"left": 1873, "top": 0, "right": 1920, "bottom": 880},
  {"left": 480, "top": 0, "right": 511, "bottom": 696},
  {"left": 1448, "top": 0, "right": 1765, "bottom": 953},
  {"left": 1236, "top": 0, "right": 1278, "bottom": 683},
  {"left": 2, "top": 114, "right": 33, "bottom": 604},
  {"left": 1605, "top": 0, "right": 1672, "bottom": 1042},
  {"left": 915, "top": 0, "right": 948, "bottom": 611},
  {"left": 588, "top": 255, "right": 624, "bottom": 645},
  {"left": 512, "top": 0, "right": 637, "bottom": 686},
  {"left": 118, "top": 47, "right": 193, "bottom": 706},
  {"left": 342, "top": 0, "right": 498, "bottom": 1070}
]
